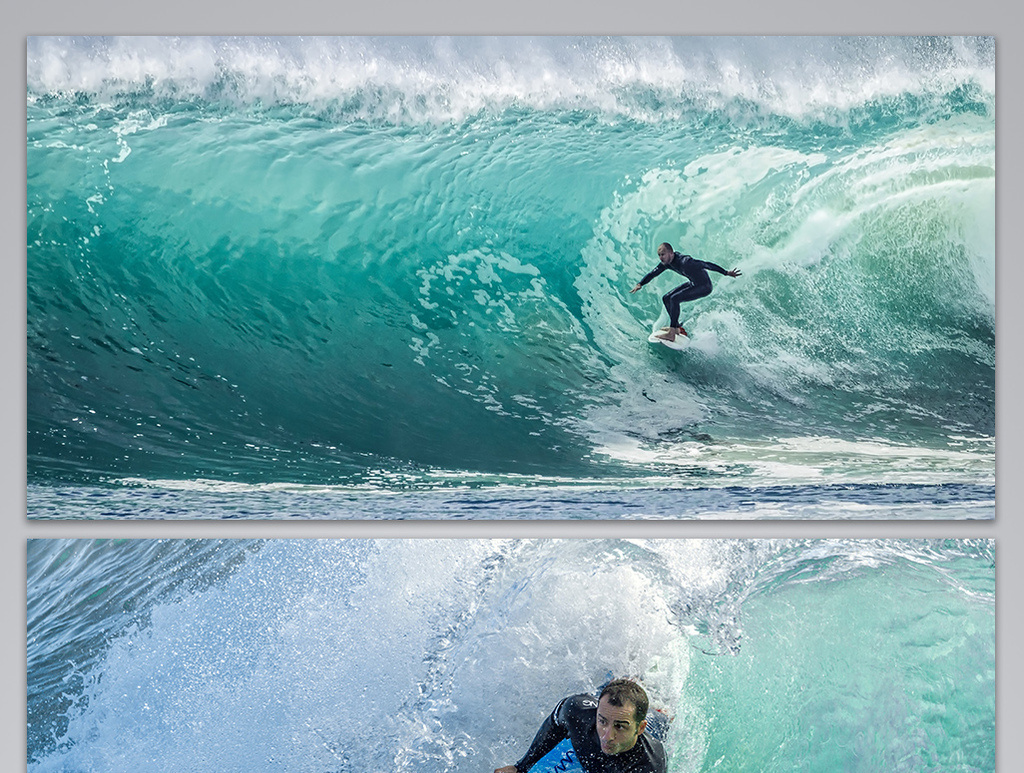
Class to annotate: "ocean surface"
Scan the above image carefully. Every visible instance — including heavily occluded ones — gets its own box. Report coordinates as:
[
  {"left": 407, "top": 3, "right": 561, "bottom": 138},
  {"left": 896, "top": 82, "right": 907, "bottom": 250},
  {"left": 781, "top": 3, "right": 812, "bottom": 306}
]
[
  {"left": 26, "top": 539, "right": 995, "bottom": 772},
  {"left": 26, "top": 37, "right": 996, "bottom": 518}
]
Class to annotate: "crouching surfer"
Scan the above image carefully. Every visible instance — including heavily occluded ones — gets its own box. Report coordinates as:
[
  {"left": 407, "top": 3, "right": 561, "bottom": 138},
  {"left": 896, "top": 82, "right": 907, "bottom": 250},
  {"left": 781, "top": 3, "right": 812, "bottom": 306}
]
[
  {"left": 630, "top": 242, "right": 741, "bottom": 342},
  {"left": 493, "top": 679, "right": 667, "bottom": 773}
]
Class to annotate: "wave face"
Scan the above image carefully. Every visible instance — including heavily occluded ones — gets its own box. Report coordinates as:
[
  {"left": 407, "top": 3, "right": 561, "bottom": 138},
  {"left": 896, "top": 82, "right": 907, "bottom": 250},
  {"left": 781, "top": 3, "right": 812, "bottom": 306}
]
[
  {"left": 27, "top": 37, "right": 995, "bottom": 503},
  {"left": 27, "top": 539, "right": 995, "bottom": 771}
]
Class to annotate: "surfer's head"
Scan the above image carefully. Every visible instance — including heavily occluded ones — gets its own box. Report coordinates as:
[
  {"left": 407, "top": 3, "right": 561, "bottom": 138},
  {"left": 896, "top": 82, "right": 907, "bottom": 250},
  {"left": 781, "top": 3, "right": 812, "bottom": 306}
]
[
  {"left": 596, "top": 679, "right": 648, "bottom": 755},
  {"left": 657, "top": 243, "right": 674, "bottom": 264}
]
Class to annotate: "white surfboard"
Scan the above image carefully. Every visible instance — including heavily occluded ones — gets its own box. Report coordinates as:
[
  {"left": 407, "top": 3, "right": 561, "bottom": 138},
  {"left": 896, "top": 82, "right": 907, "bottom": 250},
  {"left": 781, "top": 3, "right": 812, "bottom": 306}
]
[{"left": 647, "top": 331, "right": 691, "bottom": 351}]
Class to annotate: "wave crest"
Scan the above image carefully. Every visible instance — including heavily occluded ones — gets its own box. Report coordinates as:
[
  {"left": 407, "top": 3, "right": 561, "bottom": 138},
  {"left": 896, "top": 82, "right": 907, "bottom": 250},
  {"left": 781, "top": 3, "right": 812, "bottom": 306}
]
[{"left": 28, "top": 36, "right": 995, "bottom": 125}]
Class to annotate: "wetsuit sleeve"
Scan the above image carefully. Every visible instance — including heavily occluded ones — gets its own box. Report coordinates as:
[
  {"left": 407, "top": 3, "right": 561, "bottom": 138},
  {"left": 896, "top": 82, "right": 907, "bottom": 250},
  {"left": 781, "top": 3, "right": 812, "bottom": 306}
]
[
  {"left": 695, "top": 259, "right": 729, "bottom": 275},
  {"left": 638, "top": 262, "right": 669, "bottom": 286},
  {"left": 513, "top": 698, "right": 570, "bottom": 772}
]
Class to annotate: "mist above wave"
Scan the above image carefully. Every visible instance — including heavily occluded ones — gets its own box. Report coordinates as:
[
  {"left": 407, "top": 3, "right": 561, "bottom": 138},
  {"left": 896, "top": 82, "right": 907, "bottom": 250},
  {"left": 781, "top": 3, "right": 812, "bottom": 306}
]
[{"left": 27, "top": 36, "right": 995, "bottom": 125}]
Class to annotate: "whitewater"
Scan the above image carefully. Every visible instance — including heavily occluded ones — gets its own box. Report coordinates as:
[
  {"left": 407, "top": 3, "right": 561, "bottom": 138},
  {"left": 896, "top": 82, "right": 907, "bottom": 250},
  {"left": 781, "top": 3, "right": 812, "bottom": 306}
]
[
  {"left": 26, "top": 539, "right": 995, "bottom": 772},
  {"left": 26, "top": 36, "right": 996, "bottom": 518}
]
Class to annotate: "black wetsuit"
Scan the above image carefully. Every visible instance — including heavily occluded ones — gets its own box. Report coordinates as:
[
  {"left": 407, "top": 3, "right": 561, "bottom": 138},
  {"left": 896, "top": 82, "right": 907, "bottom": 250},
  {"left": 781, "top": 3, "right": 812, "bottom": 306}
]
[
  {"left": 638, "top": 252, "right": 730, "bottom": 329},
  {"left": 514, "top": 695, "right": 667, "bottom": 773}
]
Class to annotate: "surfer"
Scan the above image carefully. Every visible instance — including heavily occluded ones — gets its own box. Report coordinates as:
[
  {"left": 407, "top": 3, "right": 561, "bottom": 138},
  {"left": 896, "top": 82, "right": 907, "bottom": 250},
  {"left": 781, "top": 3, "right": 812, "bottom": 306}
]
[
  {"left": 630, "top": 242, "right": 741, "bottom": 342},
  {"left": 493, "top": 679, "right": 667, "bottom": 773}
]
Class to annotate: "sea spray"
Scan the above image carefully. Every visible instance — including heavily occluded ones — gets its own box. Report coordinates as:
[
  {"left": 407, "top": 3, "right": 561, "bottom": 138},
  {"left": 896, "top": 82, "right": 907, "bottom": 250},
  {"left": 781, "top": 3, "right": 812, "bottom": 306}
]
[{"left": 27, "top": 539, "right": 995, "bottom": 771}]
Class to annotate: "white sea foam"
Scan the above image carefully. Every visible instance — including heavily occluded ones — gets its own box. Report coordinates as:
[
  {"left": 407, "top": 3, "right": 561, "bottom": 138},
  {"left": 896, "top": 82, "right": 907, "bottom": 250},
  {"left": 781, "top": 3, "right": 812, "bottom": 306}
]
[{"left": 27, "top": 36, "right": 995, "bottom": 124}]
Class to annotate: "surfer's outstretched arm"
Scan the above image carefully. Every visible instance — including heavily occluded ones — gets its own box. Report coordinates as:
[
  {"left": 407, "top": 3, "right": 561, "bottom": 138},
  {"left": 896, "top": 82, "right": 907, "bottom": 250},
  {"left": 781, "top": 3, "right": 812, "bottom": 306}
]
[
  {"left": 633, "top": 262, "right": 669, "bottom": 292},
  {"left": 697, "top": 259, "right": 741, "bottom": 278}
]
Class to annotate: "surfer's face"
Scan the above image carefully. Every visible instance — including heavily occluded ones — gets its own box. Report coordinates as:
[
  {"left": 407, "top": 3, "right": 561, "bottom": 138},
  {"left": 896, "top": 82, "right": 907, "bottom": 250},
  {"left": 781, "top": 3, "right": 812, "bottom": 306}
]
[
  {"left": 657, "top": 245, "right": 672, "bottom": 264},
  {"left": 595, "top": 695, "right": 646, "bottom": 755}
]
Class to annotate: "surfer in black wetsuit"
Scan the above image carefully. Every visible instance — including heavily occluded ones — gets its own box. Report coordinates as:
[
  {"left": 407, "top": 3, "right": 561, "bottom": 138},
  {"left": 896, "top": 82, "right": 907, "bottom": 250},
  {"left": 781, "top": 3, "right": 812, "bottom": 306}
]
[
  {"left": 630, "top": 242, "right": 741, "bottom": 342},
  {"left": 494, "top": 679, "right": 667, "bottom": 773}
]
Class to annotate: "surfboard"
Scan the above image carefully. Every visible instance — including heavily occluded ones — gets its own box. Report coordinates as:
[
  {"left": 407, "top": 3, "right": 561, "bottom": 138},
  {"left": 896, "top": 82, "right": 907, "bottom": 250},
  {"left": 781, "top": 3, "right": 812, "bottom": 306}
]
[
  {"left": 647, "top": 331, "right": 690, "bottom": 351},
  {"left": 531, "top": 738, "right": 581, "bottom": 773}
]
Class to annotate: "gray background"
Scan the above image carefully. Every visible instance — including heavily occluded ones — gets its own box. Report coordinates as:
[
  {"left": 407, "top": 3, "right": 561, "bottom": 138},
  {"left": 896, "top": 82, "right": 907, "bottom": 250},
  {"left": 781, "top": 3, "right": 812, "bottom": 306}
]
[{"left": 8, "top": 7, "right": 1014, "bottom": 770}]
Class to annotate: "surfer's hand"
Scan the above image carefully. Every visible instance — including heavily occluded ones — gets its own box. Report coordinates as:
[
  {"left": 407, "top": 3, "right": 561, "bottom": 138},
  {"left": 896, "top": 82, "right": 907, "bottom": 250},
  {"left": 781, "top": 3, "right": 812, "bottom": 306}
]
[
  {"left": 727, "top": 269, "right": 742, "bottom": 277},
  {"left": 630, "top": 283, "right": 642, "bottom": 293},
  {"left": 494, "top": 767, "right": 518, "bottom": 773}
]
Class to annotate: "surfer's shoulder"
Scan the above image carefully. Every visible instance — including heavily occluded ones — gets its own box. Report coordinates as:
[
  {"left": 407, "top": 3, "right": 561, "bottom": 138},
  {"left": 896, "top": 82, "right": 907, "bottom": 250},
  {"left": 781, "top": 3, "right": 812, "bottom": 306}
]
[
  {"left": 641, "top": 734, "right": 668, "bottom": 773},
  {"left": 564, "top": 693, "right": 599, "bottom": 711},
  {"left": 556, "top": 693, "right": 598, "bottom": 723}
]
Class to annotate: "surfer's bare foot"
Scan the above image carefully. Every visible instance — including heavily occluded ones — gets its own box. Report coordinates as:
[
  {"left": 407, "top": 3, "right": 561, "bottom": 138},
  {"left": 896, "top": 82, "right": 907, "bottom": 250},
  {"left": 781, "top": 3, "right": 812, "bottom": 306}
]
[{"left": 655, "top": 330, "right": 677, "bottom": 342}]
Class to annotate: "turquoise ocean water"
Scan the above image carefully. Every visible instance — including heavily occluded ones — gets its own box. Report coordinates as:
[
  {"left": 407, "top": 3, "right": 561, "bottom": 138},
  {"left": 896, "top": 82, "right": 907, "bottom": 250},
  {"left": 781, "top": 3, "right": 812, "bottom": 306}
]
[
  {"left": 26, "top": 539, "right": 995, "bottom": 771},
  {"left": 26, "top": 37, "right": 995, "bottom": 518}
]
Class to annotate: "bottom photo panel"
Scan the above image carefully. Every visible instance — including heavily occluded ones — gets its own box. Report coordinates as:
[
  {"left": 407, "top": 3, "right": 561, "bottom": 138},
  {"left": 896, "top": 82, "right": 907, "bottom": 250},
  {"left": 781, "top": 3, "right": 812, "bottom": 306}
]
[{"left": 27, "top": 539, "right": 994, "bottom": 772}]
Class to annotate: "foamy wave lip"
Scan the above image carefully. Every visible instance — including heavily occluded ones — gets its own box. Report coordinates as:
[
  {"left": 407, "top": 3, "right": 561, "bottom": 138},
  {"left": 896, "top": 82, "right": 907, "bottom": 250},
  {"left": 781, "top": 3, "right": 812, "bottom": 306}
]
[{"left": 26, "top": 36, "right": 995, "bottom": 123}]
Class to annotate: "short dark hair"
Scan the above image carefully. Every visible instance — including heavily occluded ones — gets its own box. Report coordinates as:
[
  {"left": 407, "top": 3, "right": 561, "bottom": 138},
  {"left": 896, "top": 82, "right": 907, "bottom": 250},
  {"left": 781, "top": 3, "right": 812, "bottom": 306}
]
[
  {"left": 599, "top": 678, "right": 649, "bottom": 724},
  {"left": 658, "top": 242, "right": 674, "bottom": 253}
]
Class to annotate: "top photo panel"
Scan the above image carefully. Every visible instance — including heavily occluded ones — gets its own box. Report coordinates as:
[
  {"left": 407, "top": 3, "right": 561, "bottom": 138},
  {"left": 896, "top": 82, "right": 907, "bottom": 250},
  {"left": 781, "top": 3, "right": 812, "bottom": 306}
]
[{"left": 26, "top": 36, "right": 995, "bottom": 520}]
